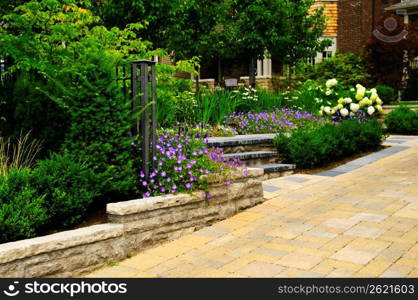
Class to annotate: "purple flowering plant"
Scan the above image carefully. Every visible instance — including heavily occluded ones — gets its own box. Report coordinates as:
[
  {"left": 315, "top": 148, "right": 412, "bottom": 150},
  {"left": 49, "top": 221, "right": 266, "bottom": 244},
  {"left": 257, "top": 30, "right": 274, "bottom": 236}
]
[
  {"left": 139, "top": 131, "right": 246, "bottom": 198},
  {"left": 224, "top": 108, "right": 324, "bottom": 135}
]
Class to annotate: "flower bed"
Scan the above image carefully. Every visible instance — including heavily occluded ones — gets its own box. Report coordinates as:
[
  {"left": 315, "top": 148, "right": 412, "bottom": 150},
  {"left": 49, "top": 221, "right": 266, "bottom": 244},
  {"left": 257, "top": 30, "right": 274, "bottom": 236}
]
[
  {"left": 224, "top": 109, "right": 324, "bottom": 135},
  {"left": 139, "top": 131, "right": 246, "bottom": 198}
]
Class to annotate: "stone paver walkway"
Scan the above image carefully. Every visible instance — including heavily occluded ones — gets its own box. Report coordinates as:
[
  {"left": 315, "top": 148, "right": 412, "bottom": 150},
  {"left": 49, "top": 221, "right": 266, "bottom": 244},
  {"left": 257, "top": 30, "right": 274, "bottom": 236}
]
[{"left": 87, "top": 136, "right": 418, "bottom": 278}]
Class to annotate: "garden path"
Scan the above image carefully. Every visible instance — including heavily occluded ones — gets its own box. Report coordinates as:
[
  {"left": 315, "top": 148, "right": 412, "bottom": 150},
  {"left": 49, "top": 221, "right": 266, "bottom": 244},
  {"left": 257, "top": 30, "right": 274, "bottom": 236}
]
[{"left": 87, "top": 136, "right": 418, "bottom": 278}]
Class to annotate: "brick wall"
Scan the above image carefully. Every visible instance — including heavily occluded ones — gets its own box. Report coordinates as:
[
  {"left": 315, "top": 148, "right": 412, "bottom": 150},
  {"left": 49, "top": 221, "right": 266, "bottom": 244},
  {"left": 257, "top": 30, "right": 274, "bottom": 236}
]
[{"left": 338, "top": 0, "right": 399, "bottom": 54}]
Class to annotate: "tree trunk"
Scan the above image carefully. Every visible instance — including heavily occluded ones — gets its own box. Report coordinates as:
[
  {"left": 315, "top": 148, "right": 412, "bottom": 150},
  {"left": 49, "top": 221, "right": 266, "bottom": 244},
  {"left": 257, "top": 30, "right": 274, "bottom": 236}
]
[
  {"left": 195, "top": 66, "right": 200, "bottom": 92},
  {"left": 217, "top": 56, "right": 222, "bottom": 85},
  {"left": 250, "top": 57, "right": 256, "bottom": 88}
]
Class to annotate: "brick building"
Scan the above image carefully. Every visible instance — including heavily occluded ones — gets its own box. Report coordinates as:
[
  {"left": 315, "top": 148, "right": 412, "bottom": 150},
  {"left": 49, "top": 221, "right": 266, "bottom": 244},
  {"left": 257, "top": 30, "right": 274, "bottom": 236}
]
[{"left": 337, "top": 0, "right": 400, "bottom": 54}]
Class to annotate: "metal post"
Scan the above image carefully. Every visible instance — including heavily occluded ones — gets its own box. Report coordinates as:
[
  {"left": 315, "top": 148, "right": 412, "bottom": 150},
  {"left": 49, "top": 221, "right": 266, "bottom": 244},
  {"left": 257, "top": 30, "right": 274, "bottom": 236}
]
[
  {"left": 151, "top": 63, "right": 157, "bottom": 170},
  {"left": 140, "top": 62, "right": 149, "bottom": 178},
  {"left": 131, "top": 63, "right": 138, "bottom": 135},
  {"left": 131, "top": 59, "right": 157, "bottom": 180}
]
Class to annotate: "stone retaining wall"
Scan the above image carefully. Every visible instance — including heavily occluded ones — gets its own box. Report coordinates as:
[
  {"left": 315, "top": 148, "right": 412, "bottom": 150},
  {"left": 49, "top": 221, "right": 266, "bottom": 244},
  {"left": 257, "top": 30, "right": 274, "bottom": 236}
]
[{"left": 0, "top": 168, "right": 264, "bottom": 278}]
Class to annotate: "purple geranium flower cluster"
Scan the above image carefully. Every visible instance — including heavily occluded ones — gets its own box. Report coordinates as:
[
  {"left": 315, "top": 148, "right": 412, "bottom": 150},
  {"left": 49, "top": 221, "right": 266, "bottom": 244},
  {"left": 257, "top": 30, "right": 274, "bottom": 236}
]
[
  {"left": 140, "top": 132, "right": 246, "bottom": 198},
  {"left": 224, "top": 108, "right": 323, "bottom": 135},
  {"left": 331, "top": 109, "right": 371, "bottom": 124}
]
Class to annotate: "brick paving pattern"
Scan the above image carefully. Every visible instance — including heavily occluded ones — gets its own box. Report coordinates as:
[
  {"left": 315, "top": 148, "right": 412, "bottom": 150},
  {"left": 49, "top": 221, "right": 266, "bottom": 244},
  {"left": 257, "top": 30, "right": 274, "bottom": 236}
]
[{"left": 86, "top": 136, "right": 418, "bottom": 278}]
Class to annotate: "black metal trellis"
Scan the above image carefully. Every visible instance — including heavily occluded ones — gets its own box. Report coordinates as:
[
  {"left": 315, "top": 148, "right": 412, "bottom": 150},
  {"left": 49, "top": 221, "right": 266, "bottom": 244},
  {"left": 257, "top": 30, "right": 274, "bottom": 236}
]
[{"left": 116, "top": 59, "right": 157, "bottom": 180}]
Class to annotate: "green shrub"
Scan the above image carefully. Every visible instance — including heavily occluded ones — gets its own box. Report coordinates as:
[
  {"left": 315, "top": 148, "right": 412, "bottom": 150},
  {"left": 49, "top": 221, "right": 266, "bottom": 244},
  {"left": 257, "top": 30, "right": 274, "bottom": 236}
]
[
  {"left": 60, "top": 53, "right": 139, "bottom": 199},
  {"left": 303, "top": 53, "right": 371, "bottom": 88},
  {"left": 385, "top": 106, "right": 418, "bottom": 135},
  {"left": 274, "top": 120, "right": 384, "bottom": 168},
  {"left": 375, "top": 84, "right": 396, "bottom": 103},
  {"left": 32, "top": 153, "right": 100, "bottom": 229},
  {"left": 0, "top": 169, "right": 48, "bottom": 243},
  {"left": 402, "top": 69, "right": 418, "bottom": 101}
]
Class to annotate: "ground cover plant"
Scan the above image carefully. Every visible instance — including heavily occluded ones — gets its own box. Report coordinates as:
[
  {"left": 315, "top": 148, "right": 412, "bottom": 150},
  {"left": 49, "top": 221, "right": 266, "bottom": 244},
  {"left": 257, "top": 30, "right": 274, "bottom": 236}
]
[
  {"left": 139, "top": 131, "right": 246, "bottom": 198},
  {"left": 224, "top": 109, "right": 324, "bottom": 135}
]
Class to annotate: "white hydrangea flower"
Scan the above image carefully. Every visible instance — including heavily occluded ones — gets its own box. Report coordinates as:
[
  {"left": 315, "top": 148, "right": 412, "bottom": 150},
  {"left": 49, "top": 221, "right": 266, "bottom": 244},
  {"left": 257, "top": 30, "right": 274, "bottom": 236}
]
[
  {"left": 350, "top": 103, "right": 360, "bottom": 112},
  {"left": 375, "top": 105, "right": 383, "bottom": 112},
  {"left": 370, "top": 88, "right": 377, "bottom": 94},
  {"left": 325, "top": 89, "right": 332, "bottom": 96},
  {"left": 344, "top": 97, "right": 353, "bottom": 104},
  {"left": 326, "top": 79, "right": 338, "bottom": 88},
  {"left": 376, "top": 98, "right": 383, "bottom": 105},
  {"left": 340, "top": 108, "right": 349, "bottom": 117},
  {"left": 338, "top": 98, "right": 344, "bottom": 104},
  {"left": 323, "top": 106, "right": 332, "bottom": 115},
  {"left": 367, "top": 106, "right": 375, "bottom": 115},
  {"left": 370, "top": 92, "right": 378, "bottom": 102}
]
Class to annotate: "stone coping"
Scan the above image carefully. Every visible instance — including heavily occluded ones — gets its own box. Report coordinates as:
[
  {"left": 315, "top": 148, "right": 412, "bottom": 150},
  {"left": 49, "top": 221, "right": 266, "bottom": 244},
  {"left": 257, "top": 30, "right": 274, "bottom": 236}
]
[
  {"left": 0, "top": 224, "right": 123, "bottom": 265},
  {"left": 107, "top": 168, "right": 264, "bottom": 215},
  {"left": 207, "top": 134, "right": 276, "bottom": 147}
]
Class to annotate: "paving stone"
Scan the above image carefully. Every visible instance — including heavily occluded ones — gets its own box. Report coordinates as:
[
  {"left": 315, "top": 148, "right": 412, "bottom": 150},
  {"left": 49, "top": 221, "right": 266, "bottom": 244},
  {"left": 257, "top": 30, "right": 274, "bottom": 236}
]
[
  {"left": 237, "top": 261, "right": 284, "bottom": 277},
  {"left": 344, "top": 225, "right": 385, "bottom": 239},
  {"left": 380, "top": 264, "right": 412, "bottom": 278},
  {"left": 284, "top": 177, "right": 310, "bottom": 183},
  {"left": 195, "top": 226, "right": 231, "bottom": 238},
  {"left": 322, "top": 218, "right": 358, "bottom": 230},
  {"left": 277, "top": 253, "right": 323, "bottom": 270},
  {"left": 262, "top": 184, "right": 281, "bottom": 192},
  {"left": 385, "top": 139, "right": 407, "bottom": 144},
  {"left": 350, "top": 213, "right": 387, "bottom": 223},
  {"left": 331, "top": 247, "right": 378, "bottom": 265},
  {"left": 316, "top": 171, "right": 344, "bottom": 177}
]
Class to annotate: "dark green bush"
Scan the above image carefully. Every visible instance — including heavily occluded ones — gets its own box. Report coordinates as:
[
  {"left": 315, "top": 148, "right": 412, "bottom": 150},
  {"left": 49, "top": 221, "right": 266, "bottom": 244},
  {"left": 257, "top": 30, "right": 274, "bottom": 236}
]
[
  {"left": 32, "top": 153, "right": 101, "bottom": 229},
  {"left": 385, "top": 106, "right": 418, "bottom": 135},
  {"left": 303, "top": 53, "right": 371, "bottom": 88},
  {"left": 274, "top": 120, "right": 384, "bottom": 168},
  {"left": 402, "top": 69, "right": 418, "bottom": 101},
  {"left": 375, "top": 84, "right": 396, "bottom": 103},
  {"left": 0, "top": 169, "right": 48, "bottom": 243}
]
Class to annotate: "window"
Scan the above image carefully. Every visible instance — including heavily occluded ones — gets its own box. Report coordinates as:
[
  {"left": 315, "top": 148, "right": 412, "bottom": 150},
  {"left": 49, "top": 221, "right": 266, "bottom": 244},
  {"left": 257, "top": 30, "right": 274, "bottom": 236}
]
[{"left": 322, "top": 51, "right": 333, "bottom": 60}]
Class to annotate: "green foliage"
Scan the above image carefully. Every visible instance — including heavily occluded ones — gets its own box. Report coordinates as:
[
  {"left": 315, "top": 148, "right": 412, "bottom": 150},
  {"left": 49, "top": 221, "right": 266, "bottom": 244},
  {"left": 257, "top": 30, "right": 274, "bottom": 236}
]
[
  {"left": 194, "top": 89, "right": 245, "bottom": 125},
  {"left": 284, "top": 80, "right": 332, "bottom": 113},
  {"left": 385, "top": 106, "right": 418, "bottom": 135},
  {"left": 0, "top": 169, "right": 48, "bottom": 243},
  {"left": 228, "top": 0, "right": 329, "bottom": 65},
  {"left": 375, "top": 84, "right": 396, "bottom": 103},
  {"left": 304, "top": 53, "right": 371, "bottom": 88},
  {"left": 274, "top": 120, "right": 384, "bottom": 168},
  {"left": 254, "top": 89, "right": 285, "bottom": 112},
  {"left": 402, "top": 69, "right": 418, "bottom": 101},
  {"left": 32, "top": 153, "right": 100, "bottom": 228},
  {"left": 0, "top": 132, "right": 42, "bottom": 176},
  {"left": 155, "top": 61, "right": 198, "bottom": 127}
]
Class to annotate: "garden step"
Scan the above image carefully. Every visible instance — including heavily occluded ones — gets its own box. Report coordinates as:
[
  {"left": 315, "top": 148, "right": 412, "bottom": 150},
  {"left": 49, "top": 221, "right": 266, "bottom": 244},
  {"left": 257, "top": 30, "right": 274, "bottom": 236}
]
[
  {"left": 222, "top": 151, "right": 280, "bottom": 167},
  {"left": 256, "top": 163, "right": 296, "bottom": 174},
  {"left": 207, "top": 134, "right": 276, "bottom": 147},
  {"left": 255, "top": 163, "right": 296, "bottom": 180},
  {"left": 207, "top": 134, "right": 280, "bottom": 154}
]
